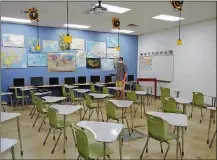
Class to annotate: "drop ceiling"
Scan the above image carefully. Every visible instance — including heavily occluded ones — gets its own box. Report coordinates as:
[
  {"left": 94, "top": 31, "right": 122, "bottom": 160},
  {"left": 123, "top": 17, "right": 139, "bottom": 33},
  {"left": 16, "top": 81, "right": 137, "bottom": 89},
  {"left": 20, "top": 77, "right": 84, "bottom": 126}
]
[{"left": 1, "top": 1, "right": 216, "bottom": 35}]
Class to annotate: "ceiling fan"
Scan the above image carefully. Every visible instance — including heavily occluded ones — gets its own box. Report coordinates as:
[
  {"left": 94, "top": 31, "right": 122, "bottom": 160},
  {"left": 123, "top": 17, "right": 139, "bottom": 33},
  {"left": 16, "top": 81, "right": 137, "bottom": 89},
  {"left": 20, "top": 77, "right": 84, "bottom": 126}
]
[{"left": 83, "top": 1, "right": 107, "bottom": 15}]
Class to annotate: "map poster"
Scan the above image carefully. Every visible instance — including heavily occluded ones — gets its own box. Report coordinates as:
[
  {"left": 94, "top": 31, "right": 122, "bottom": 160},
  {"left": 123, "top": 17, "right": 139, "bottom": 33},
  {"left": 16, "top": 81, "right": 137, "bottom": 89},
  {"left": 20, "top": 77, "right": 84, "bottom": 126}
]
[
  {"left": 43, "top": 40, "right": 59, "bottom": 52},
  {"left": 2, "top": 34, "right": 24, "bottom": 47},
  {"left": 107, "top": 36, "right": 118, "bottom": 48},
  {"left": 139, "top": 56, "right": 152, "bottom": 71},
  {"left": 75, "top": 50, "right": 86, "bottom": 67},
  {"left": 107, "top": 48, "right": 120, "bottom": 58},
  {"left": 28, "top": 38, "right": 40, "bottom": 53},
  {"left": 101, "top": 59, "right": 115, "bottom": 70},
  {"left": 48, "top": 53, "right": 76, "bottom": 72},
  {"left": 70, "top": 38, "right": 85, "bottom": 50},
  {"left": 86, "top": 41, "right": 106, "bottom": 58},
  {"left": 1, "top": 47, "right": 27, "bottom": 68},
  {"left": 28, "top": 54, "right": 47, "bottom": 67}
]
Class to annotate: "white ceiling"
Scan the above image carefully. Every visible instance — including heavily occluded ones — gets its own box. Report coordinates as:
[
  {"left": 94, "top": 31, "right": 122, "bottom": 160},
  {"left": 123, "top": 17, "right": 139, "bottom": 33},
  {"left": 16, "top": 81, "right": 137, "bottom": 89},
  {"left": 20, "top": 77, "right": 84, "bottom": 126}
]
[{"left": 1, "top": 1, "right": 216, "bottom": 35}]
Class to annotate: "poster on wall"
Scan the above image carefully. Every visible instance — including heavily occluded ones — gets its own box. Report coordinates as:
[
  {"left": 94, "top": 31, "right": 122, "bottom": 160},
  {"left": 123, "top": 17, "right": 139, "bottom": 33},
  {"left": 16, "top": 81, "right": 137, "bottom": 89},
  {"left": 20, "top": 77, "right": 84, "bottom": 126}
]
[
  {"left": 107, "top": 48, "right": 119, "bottom": 58},
  {"left": 59, "top": 33, "right": 70, "bottom": 51},
  {"left": 75, "top": 50, "right": 86, "bottom": 67},
  {"left": 48, "top": 52, "right": 76, "bottom": 72},
  {"left": 139, "top": 56, "right": 152, "bottom": 71},
  {"left": 28, "top": 54, "right": 47, "bottom": 67},
  {"left": 43, "top": 40, "right": 59, "bottom": 52},
  {"left": 28, "top": 38, "right": 40, "bottom": 53},
  {"left": 2, "top": 34, "right": 24, "bottom": 47},
  {"left": 107, "top": 36, "right": 118, "bottom": 48},
  {"left": 86, "top": 41, "right": 106, "bottom": 58},
  {"left": 86, "top": 58, "right": 101, "bottom": 69},
  {"left": 70, "top": 38, "right": 85, "bottom": 50},
  {"left": 1, "top": 47, "right": 27, "bottom": 68},
  {"left": 101, "top": 59, "right": 115, "bottom": 70}
]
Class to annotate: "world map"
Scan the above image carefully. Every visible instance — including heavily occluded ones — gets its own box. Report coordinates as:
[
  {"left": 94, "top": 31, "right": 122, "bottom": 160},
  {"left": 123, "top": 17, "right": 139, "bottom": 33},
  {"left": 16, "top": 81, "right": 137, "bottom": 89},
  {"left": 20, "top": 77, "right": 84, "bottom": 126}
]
[{"left": 86, "top": 41, "right": 106, "bottom": 58}]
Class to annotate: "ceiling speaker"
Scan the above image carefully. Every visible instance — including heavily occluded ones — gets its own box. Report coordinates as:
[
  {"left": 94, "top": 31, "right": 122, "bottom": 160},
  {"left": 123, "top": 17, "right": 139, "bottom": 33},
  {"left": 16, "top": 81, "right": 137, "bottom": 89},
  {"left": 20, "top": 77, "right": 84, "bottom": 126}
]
[{"left": 112, "top": 18, "right": 120, "bottom": 29}]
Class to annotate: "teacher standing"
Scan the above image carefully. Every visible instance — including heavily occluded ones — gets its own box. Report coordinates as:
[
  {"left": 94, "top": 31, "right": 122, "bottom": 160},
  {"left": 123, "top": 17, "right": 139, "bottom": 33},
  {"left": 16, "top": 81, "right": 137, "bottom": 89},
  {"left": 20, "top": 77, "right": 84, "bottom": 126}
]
[{"left": 116, "top": 57, "right": 128, "bottom": 99}]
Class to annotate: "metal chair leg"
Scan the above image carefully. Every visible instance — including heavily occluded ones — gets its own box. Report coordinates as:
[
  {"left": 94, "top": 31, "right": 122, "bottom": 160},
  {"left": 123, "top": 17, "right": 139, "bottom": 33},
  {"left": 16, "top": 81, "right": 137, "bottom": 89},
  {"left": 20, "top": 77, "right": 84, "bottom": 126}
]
[
  {"left": 82, "top": 108, "right": 88, "bottom": 120},
  {"left": 70, "top": 126, "right": 77, "bottom": 147},
  {"left": 43, "top": 127, "right": 52, "bottom": 145},
  {"left": 51, "top": 129, "right": 62, "bottom": 154},
  {"left": 2, "top": 105, "right": 6, "bottom": 112},
  {"left": 88, "top": 110, "right": 94, "bottom": 120},
  {"left": 188, "top": 105, "right": 195, "bottom": 119},
  {"left": 14, "top": 99, "right": 20, "bottom": 110},
  {"left": 38, "top": 115, "right": 46, "bottom": 132},
  {"left": 29, "top": 105, "right": 35, "bottom": 116},
  {"left": 160, "top": 142, "right": 163, "bottom": 153},
  {"left": 200, "top": 108, "right": 207, "bottom": 123},
  {"left": 209, "top": 131, "right": 216, "bottom": 148},
  {"left": 124, "top": 117, "right": 131, "bottom": 136},
  {"left": 163, "top": 141, "right": 170, "bottom": 160},
  {"left": 140, "top": 136, "right": 150, "bottom": 159},
  {"left": 99, "top": 108, "right": 104, "bottom": 121},
  {"left": 31, "top": 107, "right": 37, "bottom": 119},
  {"left": 77, "top": 155, "right": 81, "bottom": 160},
  {"left": 32, "top": 113, "right": 40, "bottom": 127}
]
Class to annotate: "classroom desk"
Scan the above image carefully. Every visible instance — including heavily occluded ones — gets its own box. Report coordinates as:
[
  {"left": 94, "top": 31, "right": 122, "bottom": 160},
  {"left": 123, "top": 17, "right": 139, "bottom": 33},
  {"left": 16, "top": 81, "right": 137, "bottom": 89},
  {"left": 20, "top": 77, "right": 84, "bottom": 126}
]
[
  {"left": 171, "top": 89, "right": 182, "bottom": 98},
  {"left": 1, "top": 138, "right": 18, "bottom": 159},
  {"left": 34, "top": 91, "right": 52, "bottom": 96},
  {"left": 206, "top": 107, "right": 216, "bottom": 147},
  {"left": 1, "top": 92, "right": 13, "bottom": 107},
  {"left": 73, "top": 89, "right": 90, "bottom": 94},
  {"left": 1, "top": 112, "right": 23, "bottom": 156},
  {"left": 146, "top": 112, "right": 188, "bottom": 159},
  {"left": 50, "top": 104, "right": 82, "bottom": 153},
  {"left": 135, "top": 91, "right": 147, "bottom": 118},
  {"left": 94, "top": 83, "right": 105, "bottom": 87},
  {"left": 205, "top": 95, "right": 216, "bottom": 107},
  {"left": 174, "top": 98, "right": 191, "bottom": 115},
  {"left": 36, "top": 85, "right": 61, "bottom": 88},
  {"left": 42, "top": 96, "right": 66, "bottom": 103},
  {"left": 107, "top": 87, "right": 123, "bottom": 91},
  {"left": 76, "top": 121, "right": 124, "bottom": 160},
  {"left": 64, "top": 85, "right": 78, "bottom": 89}
]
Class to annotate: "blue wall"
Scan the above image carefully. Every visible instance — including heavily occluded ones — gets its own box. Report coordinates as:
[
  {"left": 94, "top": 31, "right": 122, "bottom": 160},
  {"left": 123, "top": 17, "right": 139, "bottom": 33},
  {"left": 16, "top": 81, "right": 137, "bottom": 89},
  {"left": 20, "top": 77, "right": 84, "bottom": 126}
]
[{"left": 1, "top": 23, "right": 138, "bottom": 91}]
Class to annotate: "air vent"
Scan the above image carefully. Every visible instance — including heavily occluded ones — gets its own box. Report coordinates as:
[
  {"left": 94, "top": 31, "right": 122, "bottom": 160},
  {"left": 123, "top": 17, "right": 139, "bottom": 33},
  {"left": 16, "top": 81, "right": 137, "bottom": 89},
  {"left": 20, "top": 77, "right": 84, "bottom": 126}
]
[{"left": 127, "top": 24, "right": 139, "bottom": 27}]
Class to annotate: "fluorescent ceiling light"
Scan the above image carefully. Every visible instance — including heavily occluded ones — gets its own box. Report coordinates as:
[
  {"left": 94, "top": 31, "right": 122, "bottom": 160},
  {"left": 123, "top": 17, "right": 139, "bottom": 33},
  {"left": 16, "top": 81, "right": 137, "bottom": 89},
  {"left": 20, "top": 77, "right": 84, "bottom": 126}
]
[
  {"left": 63, "top": 24, "right": 90, "bottom": 29},
  {"left": 111, "top": 29, "right": 135, "bottom": 34},
  {"left": 152, "top": 14, "right": 184, "bottom": 21},
  {"left": 95, "top": 3, "right": 131, "bottom": 14},
  {"left": 1, "top": 17, "right": 32, "bottom": 23}
]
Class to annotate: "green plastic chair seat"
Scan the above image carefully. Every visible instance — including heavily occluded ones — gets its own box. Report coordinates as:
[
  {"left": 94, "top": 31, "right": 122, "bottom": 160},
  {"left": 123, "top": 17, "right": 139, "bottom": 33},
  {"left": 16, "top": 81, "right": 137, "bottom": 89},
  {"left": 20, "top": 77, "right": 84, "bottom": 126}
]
[
  {"left": 74, "top": 97, "right": 83, "bottom": 101},
  {"left": 56, "top": 120, "right": 72, "bottom": 129},
  {"left": 1, "top": 101, "right": 7, "bottom": 105},
  {"left": 42, "top": 107, "right": 48, "bottom": 113},
  {"left": 88, "top": 102, "right": 99, "bottom": 109},
  {"left": 89, "top": 142, "right": 113, "bottom": 159},
  {"left": 163, "top": 132, "right": 177, "bottom": 141},
  {"left": 164, "top": 108, "right": 183, "bottom": 114},
  {"left": 17, "top": 95, "right": 29, "bottom": 99}
]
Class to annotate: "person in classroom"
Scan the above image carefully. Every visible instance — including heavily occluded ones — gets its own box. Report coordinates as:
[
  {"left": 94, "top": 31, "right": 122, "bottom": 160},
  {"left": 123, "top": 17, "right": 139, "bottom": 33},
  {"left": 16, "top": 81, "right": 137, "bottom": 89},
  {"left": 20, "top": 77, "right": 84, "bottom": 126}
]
[{"left": 0, "top": 1, "right": 216, "bottom": 160}]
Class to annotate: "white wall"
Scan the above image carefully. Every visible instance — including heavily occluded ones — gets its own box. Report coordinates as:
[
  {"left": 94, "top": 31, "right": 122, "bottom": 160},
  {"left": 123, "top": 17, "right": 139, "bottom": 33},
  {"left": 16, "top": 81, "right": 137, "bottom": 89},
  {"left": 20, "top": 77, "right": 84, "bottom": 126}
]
[{"left": 138, "top": 19, "right": 216, "bottom": 102}]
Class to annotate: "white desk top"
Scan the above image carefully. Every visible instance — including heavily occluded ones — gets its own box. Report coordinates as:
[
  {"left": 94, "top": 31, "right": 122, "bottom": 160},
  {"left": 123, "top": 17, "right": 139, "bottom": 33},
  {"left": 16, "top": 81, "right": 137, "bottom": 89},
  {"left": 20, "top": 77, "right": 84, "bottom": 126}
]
[
  {"left": 42, "top": 96, "right": 66, "bottom": 103},
  {"left": 1, "top": 138, "right": 18, "bottom": 153},
  {"left": 34, "top": 91, "right": 52, "bottom": 96},
  {"left": 64, "top": 85, "right": 78, "bottom": 89},
  {"left": 206, "top": 107, "right": 216, "bottom": 111},
  {"left": 107, "top": 87, "right": 123, "bottom": 91},
  {"left": 88, "top": 93, "right": 110, "bottom": 99},
  {"left": 20, "top": 87, "right": 36, "bottom": 91},
  {"left": 135, "top": 91, "right": 147, "bottom": 96},
  {"left": 174, "top": 98, "right": 190, "bottom": 104},
  {"left": 51, "top": 104, "right": 82, "bottom": 115},
  {"left": 171, "top": 89, "right": 182, "bottom": 93},
  {"left": 1, "top": 112, "right": 21, "bottom": 122},
  {"left": 76, "top": 121, "right": 124, "bottom": 142},
  {"left": 1, "top": 92, "right": 13, "bottom": 96},
  {"left": 73, "top": 89, "right": 90, "bottom": 93},
  {"left": 146, "top": 112, "right": 188, "bottom": 127},
  {"left": 74, "top": 83, "right": 90, "bottom": 86},
  {"left": 108, "top": 100, "right": 133, "bottom": 108},
  {"left": 94, "top": 84, "right": 105, "bottom": 87}
]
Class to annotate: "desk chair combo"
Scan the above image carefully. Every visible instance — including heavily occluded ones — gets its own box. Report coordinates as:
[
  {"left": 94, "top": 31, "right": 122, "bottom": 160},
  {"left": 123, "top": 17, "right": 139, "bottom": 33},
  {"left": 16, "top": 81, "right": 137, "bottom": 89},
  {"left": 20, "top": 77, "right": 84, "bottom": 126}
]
[
  {"left": 90, "top": 83, "right": 100, "bottom": 93},
  {"left": 159, "top": 87, "right": 170, "bottom": 111},
  {"left": 140, "top": 114, "right": 182, "bottom": 160},
  {"left": 62, "top": 85, "right": 70, "bottom": 101},
  {"left": 126, "top": 91, "right": 141, "bottom": 118},
  {"left": 163, "top": 97, "right": 183, "bottom": 114},
  {"left": 1, "top": 101, "right": 7, "bottom": 112},
  {"left": 30, "top": 91, "right": 37, "bottom": 118},
  {"left": 14, "top": 88, "right": 29, "bottom": 110},
  {"left": 136, "top": 84, "right": 151, "bottom": 107},
  {"left": 103, "top": 87, "right": 115, "bottom": 99}
]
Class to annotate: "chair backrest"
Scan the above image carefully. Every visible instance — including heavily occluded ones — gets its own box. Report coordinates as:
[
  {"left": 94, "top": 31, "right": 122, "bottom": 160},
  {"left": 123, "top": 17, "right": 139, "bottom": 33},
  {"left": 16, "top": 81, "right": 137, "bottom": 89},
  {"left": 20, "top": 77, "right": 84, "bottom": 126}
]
[
  {"left": 30, "top": 90, "right": 36, "bottom": 105},
  {"left": 74, "top": 127, "right": 89, "bottom": 159},
  {"left": 70, "top": 89, "right": 75, "bottom": 101},
  {"left": 90, "top": 83, "right": 96, "bottom": 92},
  {"left": 160, "top": 87, "right": 170, "bottom": 99},
  {"left": 106, "top": 101, "right": 117, "bottom": 120},
  {"left": 136, "top": 84, "right": 143, "bottom": 91},
  {"left": 192, "top": 92, "right": 204, "bottom": 107},
  {"left": 14, "top": 88, "right": 19, "bottom": 98},
  {"left": 126, "top": 91, "right": 137, "bottom": 102},
  {"left": 147, "top": 114, "right": 165, "bottom": 141},
  {"left": 163, "top": 97, "right": 177, "bottom": 113},
  {"left": 62, "top": 85, "right": 67, "bottom": 97},
  {"left": 36, "top": 98, "right": 45, "bottom": 113},
  {"left": 48, "top": 107, "right": 58, "bottom": 128},
  {"left": 85, "top": 94, "right": 92, "bottom": 108},
  {"left": 103, "top": 87, "right": 109, "bottom": 94}
]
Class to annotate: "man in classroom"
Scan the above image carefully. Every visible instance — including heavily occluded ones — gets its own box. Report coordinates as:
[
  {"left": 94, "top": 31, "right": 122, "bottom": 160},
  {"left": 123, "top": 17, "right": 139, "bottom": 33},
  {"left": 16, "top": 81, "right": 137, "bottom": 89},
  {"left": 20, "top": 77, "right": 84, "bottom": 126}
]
[{"left": 116, "top": 57, "right": 128, "bottom": 99}]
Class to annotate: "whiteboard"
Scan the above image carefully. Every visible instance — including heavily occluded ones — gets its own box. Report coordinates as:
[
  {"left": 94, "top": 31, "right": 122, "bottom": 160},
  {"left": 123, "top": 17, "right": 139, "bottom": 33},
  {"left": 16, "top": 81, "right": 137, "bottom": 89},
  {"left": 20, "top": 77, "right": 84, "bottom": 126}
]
[{"left": 139, "top": 55, "right": 174, "bottom": 81}]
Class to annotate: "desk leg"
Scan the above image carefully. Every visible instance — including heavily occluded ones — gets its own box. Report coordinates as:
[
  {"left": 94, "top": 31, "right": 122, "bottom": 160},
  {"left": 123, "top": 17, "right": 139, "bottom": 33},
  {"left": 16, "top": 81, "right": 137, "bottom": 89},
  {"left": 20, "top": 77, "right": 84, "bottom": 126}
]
[
  {"left": 103, "top": 142, "right": 106, "bottom": 160},
  {"left": 130, "top": 106, "right": 134, "bottom": 132},
  {"left": 22, "top": 91, "right": 24, "bottom": 107},
  {"left": 122, "top": 109, "right": 124, "bottom": 143},
  {"left": 10, "top": 95, "right": 13, "bottom": 107},
  {"left": 11, "top": 146, "right": 15, "bottom": 160},
  {"left": 63, "top": 115, "right": 66, "bottom": 153},
  {"left": 176, "top": 126, "right": 180, "bottom": 160},
  {"left": 182, "top": 127, "right": 184, "bottom": 156},
  {"left": 119, "top": 134, "right": 122, "bottom": 160},
  {"left": 207, "top": 110, "right": 212, "bottom": 144},
  {"left": 17, "top": 117, "right": 23, "bottom": 155},
  {"left": 140, "top": 97, "right": 143, "bottom": 118}
]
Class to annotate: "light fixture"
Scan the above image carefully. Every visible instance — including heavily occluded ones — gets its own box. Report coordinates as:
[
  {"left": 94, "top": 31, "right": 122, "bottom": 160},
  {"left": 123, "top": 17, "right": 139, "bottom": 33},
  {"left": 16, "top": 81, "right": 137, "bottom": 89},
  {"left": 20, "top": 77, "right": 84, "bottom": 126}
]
[
  {"left": 111, "top": 29, "right": 135, "bottom": 34},
  {"left": 96, "top": 3, "right": 131, "bottom": 14},
  {"left": 152, "top": 14, "right": 184, "bottom": 21},
  {"left": 63, "top": 24, "right": 90, "bottom": 29},
  {"left": 1, "top": 17, "right": 32, "bottom": 23}
]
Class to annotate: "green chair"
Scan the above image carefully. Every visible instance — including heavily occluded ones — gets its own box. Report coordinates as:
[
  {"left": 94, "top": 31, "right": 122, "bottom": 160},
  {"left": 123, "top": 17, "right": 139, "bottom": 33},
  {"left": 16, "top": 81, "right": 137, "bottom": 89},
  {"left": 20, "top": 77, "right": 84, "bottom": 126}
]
[
  {"left": 163, "top": 97, "right": 183, "bottom": 114},
  {"left": 126, "top": 91, "right": 141, "bottom": 117},
  {"left": 191, "top": 92, "right": 212, "bottom": 123},
  {"left": 74, "top": 126, "right": 113, "bottom": 160},
  {"left": 14, "top": 88, "right": 29, "bottom": 110},
  {"left": 82, "top": 94, "right": 104, "bottom": 121},
  {"left": 70, "top": 89, "right": 83, "bottom": 104},
  {"left": 32, "top": 98, "right": 48, "bottom": 132},
  {"left": 159, "top": 87, "right": 170, "bottom": 111},
  {"left": 1, "top": 101, "right": 7, "bottom": 112},
  {"left": 136, "top": 84, "right": 143, "bottom": 91},
  {"left": 140, "top": 114, "right": 181, "bottom": 160},
  {"left": 62, "top": 85, "right": 70, "bottom": 100},
  {"left": 90, "top": 83, "right": 100, "bottom": 93},
  {"left": 43, "top": 107, "right": 76, "bottom": 154},
  {"left": 29, "top": 90, "right": 37, "bottom": 117},
  {"left": 103, "top": 87, "right": 115, "bottom": 99}
]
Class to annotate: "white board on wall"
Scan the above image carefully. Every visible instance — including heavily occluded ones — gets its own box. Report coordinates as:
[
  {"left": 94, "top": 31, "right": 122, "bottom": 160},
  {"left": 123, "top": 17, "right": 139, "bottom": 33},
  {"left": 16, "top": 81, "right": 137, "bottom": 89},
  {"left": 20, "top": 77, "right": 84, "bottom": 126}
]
[{"left": 139, "top": 54, "right": 174, "bottom": 81}]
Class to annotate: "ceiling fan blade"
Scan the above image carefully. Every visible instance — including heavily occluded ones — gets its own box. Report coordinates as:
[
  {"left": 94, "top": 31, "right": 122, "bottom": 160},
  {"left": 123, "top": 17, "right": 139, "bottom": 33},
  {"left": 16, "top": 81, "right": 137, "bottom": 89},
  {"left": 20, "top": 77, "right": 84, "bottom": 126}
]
[{"left": 82, "top": 8, "right": 93, "bottom": 14}]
